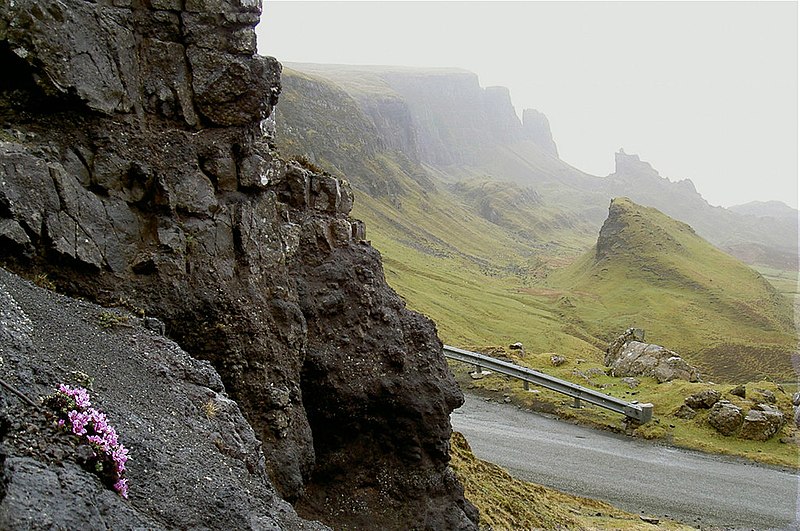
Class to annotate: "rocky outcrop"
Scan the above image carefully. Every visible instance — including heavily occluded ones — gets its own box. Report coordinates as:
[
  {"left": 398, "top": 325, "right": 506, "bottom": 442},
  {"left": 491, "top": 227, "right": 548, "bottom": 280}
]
[
  {"left": 522, "top": 109, "right": 559, "bottom": 158},
  {"left": 605, "top": 150, "right": 798, "bottom": 271},
  {"left": 605, "top": 329, "right": 701, "bottom": 383},
  {"left": 0, "top": 1, "right": 476, "bottom": 529},
  {"left": 707, "top": 401, "right": 785, "bottom": 440},
  {"left": 678, "top": 386, "right": 788, "bottom": 441}
]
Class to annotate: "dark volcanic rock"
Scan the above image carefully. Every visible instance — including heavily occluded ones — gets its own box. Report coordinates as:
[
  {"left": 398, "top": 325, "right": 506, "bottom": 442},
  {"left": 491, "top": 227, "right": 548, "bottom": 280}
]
[
  {"left": 0, "top": 1, "right": 476, "bottom": 529},
  {"left": 293, "top": 244, "right": 475, "bottom": 529}
]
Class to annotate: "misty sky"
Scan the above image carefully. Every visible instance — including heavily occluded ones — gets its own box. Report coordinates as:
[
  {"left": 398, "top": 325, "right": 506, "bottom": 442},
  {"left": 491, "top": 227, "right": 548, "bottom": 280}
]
[{"left": 256, "top": 1, "right": 798, "bottom": 209}]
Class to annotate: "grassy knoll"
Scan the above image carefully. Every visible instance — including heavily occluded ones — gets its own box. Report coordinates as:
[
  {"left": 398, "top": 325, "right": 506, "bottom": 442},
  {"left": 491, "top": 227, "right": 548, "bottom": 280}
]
[{"left": 547, "top": 198, "right": 797, "bottom": 382}]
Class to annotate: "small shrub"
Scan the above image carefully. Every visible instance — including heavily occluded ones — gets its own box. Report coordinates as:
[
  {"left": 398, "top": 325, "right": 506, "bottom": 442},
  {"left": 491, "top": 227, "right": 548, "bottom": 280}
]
[
  {"left": 33, "top": 273, "right": 56, "bottom": 291},
  {"left": 202, "top": 399, "right": 219, "bottom": 419},
  {"left": 44, "top": 384, "right": 130, "bottom": 498},
  {"left": 97, "top": 311, "right": 128, "bottom": 329},
  {"left": 290, "top": 154, "right": 323, "bottom": 174}
]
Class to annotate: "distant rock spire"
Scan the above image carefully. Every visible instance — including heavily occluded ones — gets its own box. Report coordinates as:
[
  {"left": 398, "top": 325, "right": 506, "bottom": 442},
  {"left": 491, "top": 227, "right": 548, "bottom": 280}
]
[
  {"left": 522, "top": 108, "right": 559, "bottom": 158},
  {"left": 614, "top": 149, "right": 659, "bottom": 177}
]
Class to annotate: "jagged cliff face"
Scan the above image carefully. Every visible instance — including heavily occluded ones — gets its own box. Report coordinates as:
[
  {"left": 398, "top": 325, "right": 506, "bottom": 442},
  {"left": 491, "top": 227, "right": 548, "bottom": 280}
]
[
  {"left": 522, "top": 108, "right": 559, "bottom": 158},
  {"left": 0, "top": 1, "right": 476, "bottom": 529}
]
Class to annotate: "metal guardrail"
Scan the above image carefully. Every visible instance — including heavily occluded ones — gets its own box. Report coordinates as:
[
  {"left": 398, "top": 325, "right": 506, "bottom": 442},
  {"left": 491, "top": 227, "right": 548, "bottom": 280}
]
[{"left": 443, "top": 344, "right": 653, "bottom": 423}]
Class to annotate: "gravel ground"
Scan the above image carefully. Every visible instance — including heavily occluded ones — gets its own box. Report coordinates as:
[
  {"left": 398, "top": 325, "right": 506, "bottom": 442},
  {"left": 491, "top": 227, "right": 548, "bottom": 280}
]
[{"left": 0, "top": 267, "right": 325, "bottom": 530}]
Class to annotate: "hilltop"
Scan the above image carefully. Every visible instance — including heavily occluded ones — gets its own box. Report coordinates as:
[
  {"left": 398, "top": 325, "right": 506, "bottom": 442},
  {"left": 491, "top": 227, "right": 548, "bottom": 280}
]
[{"left": 549, "top": 197, "right": 796, "bottom": 382}]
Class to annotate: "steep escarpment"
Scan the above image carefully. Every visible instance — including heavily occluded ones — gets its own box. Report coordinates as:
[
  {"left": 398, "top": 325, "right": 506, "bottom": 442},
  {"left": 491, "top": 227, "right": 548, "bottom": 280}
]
[
  {"left": 0, "top": 1, "right": 476, "bottom": 529},
  {"left": 281, "top": 64, "right": 797, "bottom": 272}
]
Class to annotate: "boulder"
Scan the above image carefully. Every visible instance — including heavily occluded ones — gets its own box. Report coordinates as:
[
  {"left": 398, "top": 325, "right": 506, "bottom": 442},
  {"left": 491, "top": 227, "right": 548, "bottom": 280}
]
[
  {"left": 674, "top": 404, "right": 697, "bottom": 420},
  {"left": 739, "top": 405, "right": 784, "bottom": 441},
  {"left": 605, "top": 329, "right": 701, "bottom": 383},
  {"left": 550, "top": 355, "right": 566, "bottom": 367},
  {"left": 708, "top": 401, "right": 744, "bottom": 436},
  {"left": 729, "top": 384, "right": 746, "bottom": 398},
  {"left": 605, "top": 327, "right": 645, "bottom": 366},
  {"left": 685, "top": 389, "right": 721, "bottom": 410}
]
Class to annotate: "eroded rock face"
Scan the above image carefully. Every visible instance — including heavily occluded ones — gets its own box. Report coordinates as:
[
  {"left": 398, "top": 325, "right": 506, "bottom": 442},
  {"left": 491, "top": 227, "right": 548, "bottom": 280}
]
[
  {"left": 605, "top": 329, "right": 701, "bottom": 383},
  {"left": 0, "top": 1, "right": 476, "bottom": 529}
]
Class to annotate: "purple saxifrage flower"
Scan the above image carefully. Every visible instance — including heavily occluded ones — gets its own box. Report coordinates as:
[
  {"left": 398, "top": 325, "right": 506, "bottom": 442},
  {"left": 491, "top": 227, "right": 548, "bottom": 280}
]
[{"left": 47, "top": 385, "right": 131, "bottom": 499}]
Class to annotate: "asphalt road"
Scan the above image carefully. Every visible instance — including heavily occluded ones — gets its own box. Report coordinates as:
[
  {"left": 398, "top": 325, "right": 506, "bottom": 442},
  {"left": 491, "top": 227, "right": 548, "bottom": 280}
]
[{"left": 451, "top": 395, "right": 799, "bottom": 530}]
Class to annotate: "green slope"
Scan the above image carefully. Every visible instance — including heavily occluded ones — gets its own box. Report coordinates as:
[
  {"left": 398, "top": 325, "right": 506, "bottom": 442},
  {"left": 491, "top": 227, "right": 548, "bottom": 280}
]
[
  {"left": 548, "top": 198, "right": 797, "bottom": 382},
  {"left": 275, "top": 65, "right": 797, "bottom": 384}
]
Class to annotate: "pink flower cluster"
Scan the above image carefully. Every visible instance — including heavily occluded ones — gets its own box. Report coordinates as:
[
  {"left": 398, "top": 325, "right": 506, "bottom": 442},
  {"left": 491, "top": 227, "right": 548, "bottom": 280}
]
[{"left": 48, "top": 384, "right": 130, "bottom": 498}]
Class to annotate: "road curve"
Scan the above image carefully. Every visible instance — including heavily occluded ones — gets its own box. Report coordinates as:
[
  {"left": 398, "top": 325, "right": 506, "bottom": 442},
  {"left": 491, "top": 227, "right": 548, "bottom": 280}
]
[{"left": 451, "top": 394, "right": 799, "bottom": 530}]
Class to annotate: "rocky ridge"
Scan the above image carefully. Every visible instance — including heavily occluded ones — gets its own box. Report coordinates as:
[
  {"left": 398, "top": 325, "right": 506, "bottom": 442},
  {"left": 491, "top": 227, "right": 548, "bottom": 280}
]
[{"left": 0, "top": 0, "right": 476, "bottom": 529}]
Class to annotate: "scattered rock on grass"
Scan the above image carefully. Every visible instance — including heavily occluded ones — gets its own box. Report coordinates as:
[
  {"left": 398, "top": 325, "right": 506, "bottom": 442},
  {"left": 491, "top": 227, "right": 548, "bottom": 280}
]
[
  {"left": 674, "top": 404, "right": 697, "bottom": 420},
  {"left": 550, "top": 355, "right": 566, "bottom": 367},
  {"left": 685, "top": 389, "right": 721, "bottom": 410},
  {"left": 729, "top": 384, "right": 746, "bottom": 398},
  {"left": 708, "top": 401, "right": 743, "bottom": 436},
  {"left": 621, "top": 377, "right": 640, "bottom": 389},
  {"left": 754, "top": 388, "right": 776, "bottom": 404}
]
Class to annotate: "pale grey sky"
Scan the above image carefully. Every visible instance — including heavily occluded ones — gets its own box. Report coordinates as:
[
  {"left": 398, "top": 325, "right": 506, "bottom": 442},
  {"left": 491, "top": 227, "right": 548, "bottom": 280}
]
[{"left": 257, "top": 1, "right": 798, "bottom": 209}]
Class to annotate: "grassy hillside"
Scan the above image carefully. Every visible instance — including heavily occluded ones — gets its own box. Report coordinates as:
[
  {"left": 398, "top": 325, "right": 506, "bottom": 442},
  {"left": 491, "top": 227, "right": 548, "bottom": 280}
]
[
  {"left": 548, "top": 198, "right": 797, "bottom": 382},
  {"left": 277, "top": 66, "right": 797, "bottom": 383}
]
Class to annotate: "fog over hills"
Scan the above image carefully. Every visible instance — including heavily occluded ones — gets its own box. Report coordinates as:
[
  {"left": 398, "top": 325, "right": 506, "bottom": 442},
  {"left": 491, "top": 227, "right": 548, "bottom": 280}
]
[{"left": 278, "top": 63, "right": 798, "bottom": 270}]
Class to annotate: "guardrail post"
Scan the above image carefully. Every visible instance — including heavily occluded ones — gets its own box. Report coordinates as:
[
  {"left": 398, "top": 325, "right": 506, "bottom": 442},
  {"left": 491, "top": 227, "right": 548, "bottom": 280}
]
[
  {"left": 573, "top": 397, "right": 582, "bottom": 409},
  {"left": 523, "top": 381, "right": 529, "bottom": 391}
]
